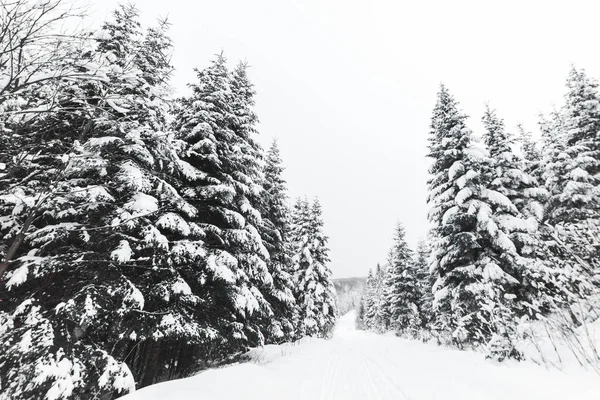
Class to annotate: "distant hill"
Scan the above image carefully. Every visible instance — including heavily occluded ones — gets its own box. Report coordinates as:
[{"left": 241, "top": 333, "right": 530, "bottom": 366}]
[{"left": 333, "top": 277, "right": 366, "bottom": 315}]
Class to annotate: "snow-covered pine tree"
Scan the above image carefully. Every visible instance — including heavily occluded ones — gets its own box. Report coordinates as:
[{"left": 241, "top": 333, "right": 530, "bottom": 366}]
[
  {"left": 291, "top": 198, "right": 337, "bottom": 338},
  {"left": 362, "top": 268, "right": 376, "bottom": 330},
  {"left": 0, "top": 0, "right": 104, "bottom": 281},
  {"left": 376, "top": 264, "right": 392, "bottom": 332},
  {"left": 543, "top": 69, "right": 600, "bottom": 225},
  {"left": 258, "top": 140, "right": 297, "bottom": 343},
  {"left": 540, "top": 110, "right": 568, "bottom": 198},
  {"left": 560, "top": 68, "right": 600, "bottom": 223},
  {"left": 1, "top": 6, "right": 209, "bottom": 397},
  {"left": 516, "top": 124, "right": 541, "bottom": 173},
  {"left": 479, "top": 105, "right": 588, "bottom": 358},
  {"left": 413, "top": 239, "right": 433, "bottom": 334},
  {"left": 366, "top": 263, "right": 387, "bottom": 333},
  {"left": 481, "top": 105, "right": 547, "bottom": 222},
  {"left": 0, "top": 5, "right": 147, "bottom": 398},
  {"left": 427, "top": 85, "right": 529, "bottom": 359},
  {"left": 172, "top": 54, "right": 274, "bottom": 356},
  {"left": 383, "top": 223, "right": 417, "bottom": 335},
  {"left": 355, "top": 297, "right": 367, "bottom": 330},
  {"left": 542, "top": 68, "right": 600, "bottom": 276},
  {"left": 534, "top": 110, "right": 596, "bottom": 303}
]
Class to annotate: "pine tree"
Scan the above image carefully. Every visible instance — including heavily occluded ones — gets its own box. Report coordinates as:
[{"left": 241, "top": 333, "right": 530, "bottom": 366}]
[
  {"left": 562, "top": 67, "right": 600, "bottom": 223},
  {"left": 479, "top": 105, "right": 577, "bottom": 359},
  {"left": 544, "top": 68, "right": 600, "bottom": 226},
  {"left": 355, "top": 297, "right": 367, "bottom": 330},
  {"left": 383, "top": 223, "right": 418, "bottom": 335},
  {"left": 369, "top": 263, "right": 388, "bottom": 333},
  {"left": 516, "top": 124, "right": 541, "bottom": 172},
  {"left": 1, "top": 5, "right": 205, "bottom": 397},
  {"left": 542, "top": 68, "right": 600, "bottom": 275},
  {"left": 291, "top": 198, "right": 337, "bottom": 338},
  {"left": 413, "top": 239, "right": 433, "bottom": 333},
  {"left": 482, "top": 105, "right": 547, "bottom": 221},
  {"left": 172, "top": 54, "right": 274, "bottom": 356},
  {"left": 258, "top": 140, "right": 296, "bottom": 342},
  {"left": 0, "top": 0, "right": 108, "bottom": 281},
  {"left": 427, "top": 85, "right": 527, "bottom": 358},
  {"left": 362, "top": 268, "right": 376, "bottom": 330}
]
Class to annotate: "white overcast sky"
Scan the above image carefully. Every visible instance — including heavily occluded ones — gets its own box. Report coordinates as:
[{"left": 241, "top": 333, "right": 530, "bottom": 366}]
[{"left": 87, "top": 0, "right": 600, "bottom": 278}]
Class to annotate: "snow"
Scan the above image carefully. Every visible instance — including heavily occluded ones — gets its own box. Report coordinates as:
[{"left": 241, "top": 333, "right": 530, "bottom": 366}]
[
  {"left": 19, "top": 329, "right": 33, "bottom": 352},
  {"left": 448, "top": 160, "right": 464, "bottom": 181},
  {"left": 97, "top": 353, "right": 135, "bottom": 394},
  {"left": 35, "top": 350, "right": 80, "bottom": 400},
  {"left": 235, "top": 286, "right": 261, "bottom": 315},
  {"left": 206, "top": 252, "right": 236, "bottom": 283},
  {"left": 156, "top": 213, "right": 191, "bottom": 236},
  {"left": 122, "top": 311, "right": 600, "bottom": 400},
  {"left": 142, "top": 225, "right": 169, "bottom": 250},
  {"left": 5, "top": 264, "right": 30, "bottom": 289},
  {"left": 125, "top": 193, "right": 159, "bottom": 214},
  {"left": 111, "top": 240, "right": 132, "bottom": 263},
  {"left": 118, "top": 161, "right": 151, "bottom": 192},
  {"left": 518, "top": 304, "right": 600, "bottom": 373},
  {"left": 171, "top": 278, "right": 192, "bottom": 295}
]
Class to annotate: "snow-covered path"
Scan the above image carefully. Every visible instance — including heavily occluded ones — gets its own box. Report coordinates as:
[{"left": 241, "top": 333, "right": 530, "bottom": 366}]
[{"left": 124, "top": 312, "right": 600, "bottom": 400}]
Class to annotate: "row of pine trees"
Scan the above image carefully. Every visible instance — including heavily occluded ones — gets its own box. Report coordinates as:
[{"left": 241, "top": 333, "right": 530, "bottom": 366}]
[
  {"left": 0, "top": 3, "right": 336, "bottom": 399},
  {"left": 358, "top": 69, "right": 600, "bottom": 361}
]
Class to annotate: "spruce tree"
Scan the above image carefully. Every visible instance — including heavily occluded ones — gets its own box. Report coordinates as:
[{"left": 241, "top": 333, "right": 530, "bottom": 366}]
[
  {"left": 479, "top": 105, "right": 576, "bottom": 359},
  {"left": 1, "top": 5, "right": 205, "bottom": 397},
  {"left": 413, "top": 239, "right": 433, "bottom": 333},
  {"left": 362, "top": 268, "right": 376, "bottom": 330},
  {"left": 291, "top": 198, "right": 337, "bottom": 338},
  {"left": 481, "top": 105, "right": 547, "bottom": 221},
  {"left": 258, "top": 140, "right": 297, "bottom": 342},
  {"left": 355, "top": 297, "right": 367, "bottom": 330},
  {"left": 370, "top": 263, "right": 388, "bottom": 333},
  {"left": 427, "top": 85, "right": 527, "bottom": 358},
  {"left": 172, "top": 54, "right": 274, "bottom": 356},
  {"left": 516, "top": 124, "right": 541, "bottom": 173},
  {"left": 542, "top": 68, "right": 600, "bottom": 275},
  {"left": 383, "top": 224, "right": 419, "bottom": 335},
  {"left": 543, "top": 68, "right": 600, "bottom": 226},
  {"left": 561, "top": 67, "right": 600, "bottom": 223}
]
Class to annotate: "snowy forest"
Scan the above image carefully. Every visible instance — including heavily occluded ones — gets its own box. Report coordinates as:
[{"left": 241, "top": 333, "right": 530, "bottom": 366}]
[
  {"left": 357, "top": 77, "right": 600, "bottom": 363},
  {"left": 0, "top": 2, "right": 337, "bottom": 399},
  {"left": 3, "top": 0, "right": 600, "bottom": 400}
]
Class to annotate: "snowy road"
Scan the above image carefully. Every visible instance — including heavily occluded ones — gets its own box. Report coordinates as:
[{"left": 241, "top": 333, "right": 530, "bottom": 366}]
[{"left": 124, "top": 312, "right": 600, "bottom": 400}]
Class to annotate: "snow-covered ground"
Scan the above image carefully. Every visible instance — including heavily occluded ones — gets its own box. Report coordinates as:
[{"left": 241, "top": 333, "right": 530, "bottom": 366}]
[{"left": 124, "top": 312, "right": 600, "bottom": 399}]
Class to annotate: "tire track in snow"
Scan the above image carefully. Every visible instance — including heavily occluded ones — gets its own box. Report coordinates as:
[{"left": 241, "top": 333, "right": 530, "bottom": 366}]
[
  {"left": 318, "top": 349, "right": 340, "bottom": 400},
  {"left": 360, "top": 351, "right": 412, "bottom": 400}
]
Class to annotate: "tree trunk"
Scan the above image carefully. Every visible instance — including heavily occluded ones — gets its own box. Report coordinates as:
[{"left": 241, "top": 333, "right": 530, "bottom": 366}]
[{"left": 0, "top": 210, "right": 36, "bottom": 281}]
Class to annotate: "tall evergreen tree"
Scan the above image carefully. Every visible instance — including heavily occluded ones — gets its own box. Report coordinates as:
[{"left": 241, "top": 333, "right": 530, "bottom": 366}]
[
  {"left": 1, "top": 5, "right": 204, "bottom": 397},
  {"left": 258, "top": 140, "right": 296, "bottom": 342},
  {"left": 355, "top": 297, "right": 367, "bottom": 330},
  {"left": 172, "top": 54, "right": 273, "bottom": 357},
  {"left": 516, "top": 124, "right": 541, "bottom": 168},
  {"left": 291, "top": 198, "right": 337, "bottom": 338},
  {"left": 383, "top": 223, "right": 417, "bottom": 334},
  {"left": 427, "top": 85, "right": 527, "bottom": 358},
  {"left": 479, "top": 105, "right": 582, "bottom": 359},
  {"left": 413, "top": 239, "right": 433, "bottom": 333},
  {"left": 368, "top": 263, "right": 388, "bottom": 333},
  {"left": 543, "top": 68, "right": 600, "bottom": 226},
  {"left": 542, "top": 69, "right": 600, "bottom": 275},
  {"left": 481, "top": 105, "right": 547, "bottom": 221},
  {"left": 362, "top": 268, "right": 376, "bottom": 330},
  {"left": 562, "top": 67, "right": 600, "bottom": 223}
]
